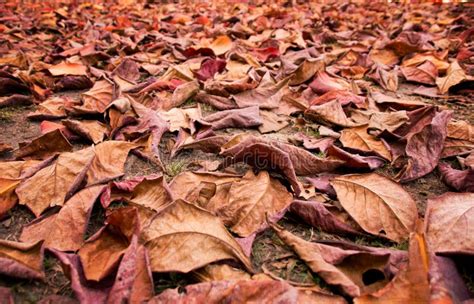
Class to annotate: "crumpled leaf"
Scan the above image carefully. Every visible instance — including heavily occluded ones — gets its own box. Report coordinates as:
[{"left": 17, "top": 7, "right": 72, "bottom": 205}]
[
  {"left": 310, "top": 90, "right": 366, "bottom": 108},
  {"left": 27, "top": 96, "right": 74, "bottom": 120},
  {"left": 195, "top": 58, "right": 226, "bottom": 81},
  {"left": 141, "top": 199, "right": 253, "bottom": 273},
  {"left": 200, "top": 105, "right": 262, "bottom": 131},
  {"left": 16, "top": 147, "right": 95, "bottom": 217},
  {"left": 78, "top": 207, "right": 138, "bottom": 281},
  {"left": 401, "top": 60, "right": 437, "bottom": 85},
  {"left": 62, "top": 119, "right": 108, "bottom": 144},
  {"left": 396, "top": 110, "right": 451, "bottom": 182},
  {"left": 0, "top": 239, "right": 44, "bottom": 280},
  {"left": 436, "top": 60, "right": 473, "bottom": 94},
  {"left": 369, "top": 65, "right": 398, "bottom": 92},
  {"left": 309, "top": 71, "right": 352, "bottom": 94},
  {"left": 424, "top": 192, "right": 474, "bottom": 255},
  {"left": 288, "top": 59, "right": 324, "bottom": 85},
  {"left": 439, "top": 163, "right": 474, "bottom": 192},
  {"left": 354, "top": 233, "right": 430, "bottom": 303},
  {"left": 331, "top": 173, "right": 417, "bottom": 242},
  {"left": 20, "top": 185, "right": 106, "bottom": 251},
  {"left": 290, "top": 199, "right": 362, "bottom": 236},
  {"left": 340, "top": 126, "right": 392, "bottom": 160},
  {"left": 258, "top": 110, "right": 290, "bottom": 134},
  {"left": 232, "top": 73, "right": 289, "bottom": 109},
  {"left": 271, "top": 223, "right": 392, "bottom": 297}
]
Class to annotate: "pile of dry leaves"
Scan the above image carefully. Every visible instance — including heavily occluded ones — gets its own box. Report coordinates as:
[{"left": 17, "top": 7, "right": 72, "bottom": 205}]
[{"left": 0, "top": 0, "right": 473, "bottom": 303}]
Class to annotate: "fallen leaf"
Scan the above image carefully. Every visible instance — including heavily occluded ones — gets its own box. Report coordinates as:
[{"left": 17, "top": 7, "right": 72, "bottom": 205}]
[
  {"left": 48, "top": 61, "right": 88, "bottom": 76},
  {"left": 0, "top": 239, "right": 44, "bottom": 280},
  {"left": 206, "top": 170, "right": 292, "bottom": 237},
  {"left": 62, "top": 119, "right": 109, "bottom": 144},
  {"left": 149, "top": 280, "right": 299, "bottom": 303},
  {"left": 340, "top": 126, "right": 392, "bottom": 160},
  {"left": 436, "top": 60, "right": 473, "bottom": 94},
  {"left": 305, "top": 100, "right": 366, "bottom": 127},
  {"left": 141, "top": 199, "right": 253, "bottom": 273},
  {"left": 86, "top": 141, "right": 138, "bottom": 186},
  {"left": 0, "top": 179, "right": 20, "bottom": 218},
  {"left": 331, "top": 173, "right": 417, "bottom": 242},
  {"left": 20, "top": 185, "right": 106, "bottom": 251},
  {"left": 16, "top": 147, "right": 95, "bottom": 217},
  {"left": 424, "top": 192, "right": 474, "bottom": 255},
  {"left": 14, "top": 129, "right": 73, "bottom": 160}
]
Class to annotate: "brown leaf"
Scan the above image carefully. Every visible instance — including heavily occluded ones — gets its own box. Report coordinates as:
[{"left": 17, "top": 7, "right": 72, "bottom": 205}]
[
  {"left": 170, "top": 171, "right": 240, "bottom": 202},
  {"left": 232, "top": 73, "right": 289, "bottom": 109},
  {"left": 290, "top": 199, "right": 362, "bottom": 236},
  {"left": 209, "top": 35, "right": 233, "bottom": 56},
  {"left": 436, "top": 60, "right": 473, "bottom": 94},
  {"left": 340, "top": 126, "right": 392, "bottom": 160},
  {"left": 108, "top": 174, "right": 173, "bottom": 211},
  {"left": 149, "top": 280, "right": 300, "bottom": 303},
  {"left": 73, "top": 79, "right": 115, "bottom": 114},
  {"left": 14, "top": 129, "right": 73, "bottom": 160},
  {"left": 205, "top": 170, "right": 292, "bottom": 237},
  {"left": 16, "top": 147, "right": 95, "bottom": 217},
  {"left": 424, "top": 192, "right": 474, "bottom": 255},
  {"left": 0, "top": 179, "right": 20, "bottom": 218},
  {"left": 355, "top": 233, "right": 430, "bottom": 303},
  {"left": 27, "top": 96, "right": 74, "bottom": 120},
  {"left": 447, "top": 119, "right": 474, "bottom": 142},
  {"left": 271, "top": 223, "right": 391, "bottom": 297},
  {"left": 193, "top": 264, "right": 252, "bottom": 282},
  {"left": 78, "top": 207, "right": 138, "bottom": 281},
  {"left": 258, "top": 110, "right": 290, "bottom": 134},
  {"left": 305, "top": 100, "right": 366, "bottom": 127},
  {"left": 401, "top": 61, "right": 437, "bottom": 85},
  {"left": 201, "top": 105, "right": 262, "bottom": 130},
  {"left": 369, "top": 66, "right": 398, "bottom": 92},
  {"left": 20, "top": 185, "right": 106, "bottom": 251},
  {"left": 0, "top": 239, "right": 44, "bottom": 280},
  {"left": 141, "top": 199, "right": 253, "bottom": 273},
  {"left": 86, "top": 141, "right": 138, "bottom": 186},
  {"left": 288, "top": 59, "right": 324, "bottom": 85},
  {"left": 62, "top": 119, "right": 109, "bottom": 144},
  {"left": 48, "top": 61, "right": 88, "bottom": 76},
  {"left": 309, "top": 71, "right": 352, "bottom": 94},
  {"left": 331, "top": 173, "right": 417, "bottom": 242},
  {"left": 396, "top": 110, "right": 451, "bottom": 182}
]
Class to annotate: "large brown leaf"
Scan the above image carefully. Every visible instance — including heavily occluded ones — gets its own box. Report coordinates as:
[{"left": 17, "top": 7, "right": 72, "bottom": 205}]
[
  {"left": 205, "top": 170, "right": 292, "bottom": 237},
  {"left": 16, "top": 147, "right": 95, "bottom": 217},
  {"left": 141, "top": 199, "right": 253, "bottom": 273},
  {"left": 20, "top": 185, "right": 106, "bottom": 251},
  {"left": 424, "top": 192, "right": 474, "bottom": 255},
  {"left": 86, "top": 141, "right": 138, "bottom": 186},
  {"left": 331, "top": 173, "right": 417, "bottom": 242},
  {"left": 0, "top": 239, "right": 44, "bottom": 280}
]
